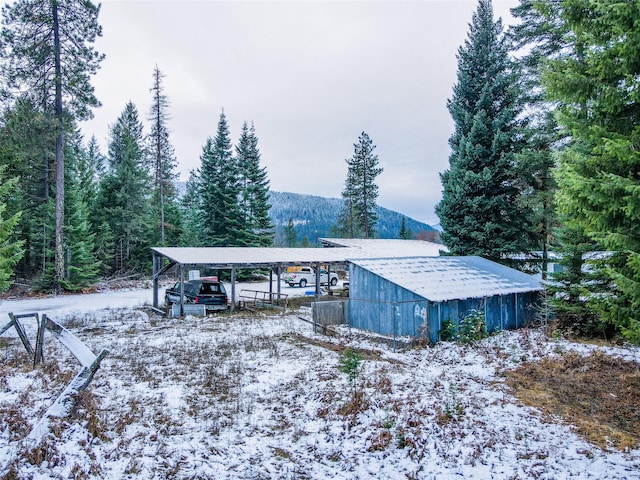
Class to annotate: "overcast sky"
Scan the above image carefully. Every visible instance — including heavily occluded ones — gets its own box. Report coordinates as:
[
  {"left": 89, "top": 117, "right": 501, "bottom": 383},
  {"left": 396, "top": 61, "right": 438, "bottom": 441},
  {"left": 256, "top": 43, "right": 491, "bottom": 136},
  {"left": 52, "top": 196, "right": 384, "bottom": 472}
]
[{"left": 81, "top": 0, "right": 518, "bottom": 226}]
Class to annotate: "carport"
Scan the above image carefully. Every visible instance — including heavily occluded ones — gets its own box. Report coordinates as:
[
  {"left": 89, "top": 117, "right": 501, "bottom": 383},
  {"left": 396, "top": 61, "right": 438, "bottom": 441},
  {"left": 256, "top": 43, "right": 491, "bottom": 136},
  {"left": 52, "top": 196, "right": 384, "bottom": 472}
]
[{"left": 151, "top": 247, "right": 356, "bottom": 315}]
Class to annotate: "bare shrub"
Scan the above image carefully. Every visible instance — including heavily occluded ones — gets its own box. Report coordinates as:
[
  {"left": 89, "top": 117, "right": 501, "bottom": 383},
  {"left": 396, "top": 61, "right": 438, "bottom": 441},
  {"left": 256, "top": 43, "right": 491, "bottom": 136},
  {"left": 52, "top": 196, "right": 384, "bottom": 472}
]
[
  {"left": 20, "top": 436, "right": 62, "bottom": 468},
  {"left": 368, "top": 428, "right": 393, "bottom": 451},
  {"left": 337, "top": 390, "right": 369, "bottom": 417},
  {"left": 70, "top": 390, "right": 108, "bottom": 441},
  {"left": 0, "top": 404, "right": 30, "bottom": 441},
  {"left": 368, "top": 372, "right": 392, "bottom": 394}
]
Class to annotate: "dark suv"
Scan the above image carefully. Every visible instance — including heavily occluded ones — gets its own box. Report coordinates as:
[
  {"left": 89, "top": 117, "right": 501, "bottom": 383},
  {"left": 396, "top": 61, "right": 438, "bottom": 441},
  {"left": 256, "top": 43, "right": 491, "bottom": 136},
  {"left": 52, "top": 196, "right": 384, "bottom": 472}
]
[{"left": 165, "top": 277, "right": 229, "bottom": 311}]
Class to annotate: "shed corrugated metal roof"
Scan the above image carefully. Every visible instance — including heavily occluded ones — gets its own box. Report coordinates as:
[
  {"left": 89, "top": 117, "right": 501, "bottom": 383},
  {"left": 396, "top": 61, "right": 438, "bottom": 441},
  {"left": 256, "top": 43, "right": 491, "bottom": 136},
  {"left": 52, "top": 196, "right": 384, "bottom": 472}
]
[
  {"left": 320, "top": 238, "right": 446, "bottom": 256},
  {"left": 350, "top": 256, "right": 542, "bottom": 302}
]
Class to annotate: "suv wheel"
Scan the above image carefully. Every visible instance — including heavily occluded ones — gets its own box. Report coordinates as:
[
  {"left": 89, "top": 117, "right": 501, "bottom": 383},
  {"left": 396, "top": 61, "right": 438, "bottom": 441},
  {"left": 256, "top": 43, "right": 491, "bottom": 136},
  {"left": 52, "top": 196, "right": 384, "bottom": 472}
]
[
  {"left": 330, "top": 277, "right": 338, "bottom": 286},
  {"left": 299, "top": 279, "right": 307, "bottom": 288}
]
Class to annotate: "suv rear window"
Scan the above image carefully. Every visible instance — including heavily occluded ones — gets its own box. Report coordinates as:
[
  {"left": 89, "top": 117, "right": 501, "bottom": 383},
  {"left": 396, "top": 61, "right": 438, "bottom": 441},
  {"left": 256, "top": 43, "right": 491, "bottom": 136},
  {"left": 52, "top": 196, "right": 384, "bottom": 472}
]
[{"left": 200, "top": 282, "right": 223, "bottom": 294}]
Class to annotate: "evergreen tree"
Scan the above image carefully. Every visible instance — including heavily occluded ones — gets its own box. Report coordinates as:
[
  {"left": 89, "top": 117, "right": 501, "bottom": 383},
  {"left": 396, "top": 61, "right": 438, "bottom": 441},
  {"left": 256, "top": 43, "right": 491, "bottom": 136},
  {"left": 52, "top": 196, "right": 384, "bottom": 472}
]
[
  {"left": 335, "top": 131, "right": 382, "bottom": 239},
  {"left": 543, "top": 0, "right": 640, "bottom": 342},
  {"left": 546, "top": 209, "right": 604, "bottom": 337},
  {"left": 435, "top": 0, "right": 530, "bottom": 264},
  {"left": 0, "top": 97, "right": 55, "bottom": 279},
  {"left": 37, "top": 132, "right": 102, "bottom": 291},
  {"left": 398, "top": 216, "right": 412, "bottom": 239},
  {"left": 284, "top": 217, "right": 297, "bottom": 247},
  {"left": 509, "top": 0, "right": 567, "bottom": 278},
  {"left": 147, "top": 66, "right": 181, "bottom": 246},
  {"left": 81, "top": 135, "right": 105, "bottom": 207},
  {"left": 331, "top": 196, "right": 358, "bottom": 238},
  {"left": 178, "top": 168, "right": 201, "bottom": 247},
  {"left": 235, "top": 121, "right": 273, "bottom": 246},
  {"left": 0, "top": 0, "right": 104, "bottom": 292},
  {"left": 198, "top": 111, "right": 243, "bottom": 246},
  {"left": 61, "top": 135, "right": 101, "bottom": 290},
  {"left": 0, "top": 165, "right": 24, "bottom": 291},
  {"left": 95, "top": 102, "right": 151, "bottom": 273},
  {"left": 84, "top": 134, "right": 113, "bottom": 276}
]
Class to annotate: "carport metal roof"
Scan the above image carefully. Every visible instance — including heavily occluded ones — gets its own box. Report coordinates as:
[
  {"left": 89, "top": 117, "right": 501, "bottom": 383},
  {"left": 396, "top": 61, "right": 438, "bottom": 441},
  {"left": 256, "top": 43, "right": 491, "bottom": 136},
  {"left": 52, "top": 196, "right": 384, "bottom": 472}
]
[{"left": 151, "top": 246, "right": 358, "bottom": 269}]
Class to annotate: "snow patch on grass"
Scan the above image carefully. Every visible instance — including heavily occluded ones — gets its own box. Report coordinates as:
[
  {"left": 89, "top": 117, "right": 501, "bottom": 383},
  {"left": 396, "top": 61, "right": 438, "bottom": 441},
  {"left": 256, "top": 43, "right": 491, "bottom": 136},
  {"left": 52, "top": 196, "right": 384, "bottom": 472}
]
[{"left": 0, "top": 307, "right": 639, "bottom": 479}]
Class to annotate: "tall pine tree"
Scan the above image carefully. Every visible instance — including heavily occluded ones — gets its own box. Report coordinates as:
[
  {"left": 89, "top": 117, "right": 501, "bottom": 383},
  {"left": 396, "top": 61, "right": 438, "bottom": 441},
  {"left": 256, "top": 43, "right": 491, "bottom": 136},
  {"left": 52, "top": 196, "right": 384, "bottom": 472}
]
[
  {"left": 60, "top": 134, "right": 101, "bottom": 290},
  {"left": 235, "top": 121, "right": 273, "bottom": 247},
  {"left": 284, "top": 217, "right": 297, "bottom": 247},
  {"left": 509, "top": 0, "right": 596, "bottom": 331},
  {"left": 398, "top": 216, "right": 412, "bottom": 240},
  {"left": 334, "top": 131, "right": 382, "bottom": 239},
  {"left": 147, "top": 66, "right": 181, "bottom": 246},
  {"left": 436, "top": 0, "right": 530, "bottom": 264},
  {"left": 95, "top": 102, "right": 151, "bottom": 273},
  {"left": 178, "top": 168, "right": 202, "bottom": 247},
  {"left": 198, "top": 111, "right": 243, "bottom": 246}
]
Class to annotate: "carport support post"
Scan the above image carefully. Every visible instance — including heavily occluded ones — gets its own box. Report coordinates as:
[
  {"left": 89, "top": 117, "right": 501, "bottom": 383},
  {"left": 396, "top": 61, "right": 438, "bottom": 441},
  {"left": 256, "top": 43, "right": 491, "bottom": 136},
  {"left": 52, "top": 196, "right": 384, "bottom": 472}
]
[
  {"left": 231, "top": 267, "right": 236, "bottom": 312},
  {"left": 315, "top": 262, "right": 321, "bottom": 298},
  {"left": 179, "top": 266, "right": 185, "bottom": 317},
  {"left": 152, "top": 253, "right": 159, "bottom": 309},
  {"left": 269, "top": 269, "right": 273, "bottom": 297}
]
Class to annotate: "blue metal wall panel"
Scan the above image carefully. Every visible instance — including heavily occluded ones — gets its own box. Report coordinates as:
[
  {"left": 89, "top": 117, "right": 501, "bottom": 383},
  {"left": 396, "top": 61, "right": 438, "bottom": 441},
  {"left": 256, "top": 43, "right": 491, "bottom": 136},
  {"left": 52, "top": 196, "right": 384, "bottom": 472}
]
[
  {"left": 349, "top": 263, "right": 434, "bottom": 340},
  {"left": 502, "top": 294, "right": 515, "bottom": 330},
  {"left": 429, "top": 302, "right": 440, "bottom": 342},
  {"left": 485, "top": 296, "right": 501, "bottom": 332}
]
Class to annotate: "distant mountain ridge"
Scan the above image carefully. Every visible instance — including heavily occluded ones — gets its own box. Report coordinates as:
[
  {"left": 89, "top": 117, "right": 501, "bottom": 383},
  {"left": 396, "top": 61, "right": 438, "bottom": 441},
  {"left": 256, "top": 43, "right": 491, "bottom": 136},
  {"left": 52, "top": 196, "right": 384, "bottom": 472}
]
[
  {"left": 268, "top": 191, "right": 438, "bottom": 245},
  {"left": 174, "top": 183, "right": 438, "bottom": 245}
]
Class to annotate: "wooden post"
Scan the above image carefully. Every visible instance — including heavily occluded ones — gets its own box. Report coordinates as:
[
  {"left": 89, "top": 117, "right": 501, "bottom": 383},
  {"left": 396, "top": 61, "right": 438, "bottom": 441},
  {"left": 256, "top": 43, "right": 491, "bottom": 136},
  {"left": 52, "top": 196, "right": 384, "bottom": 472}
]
[
  {"left": 7, "top": 313, "right": 35, "bottom": 357},
  {"left": 34, "top": 314, "right": 46, "bottom": 366}
]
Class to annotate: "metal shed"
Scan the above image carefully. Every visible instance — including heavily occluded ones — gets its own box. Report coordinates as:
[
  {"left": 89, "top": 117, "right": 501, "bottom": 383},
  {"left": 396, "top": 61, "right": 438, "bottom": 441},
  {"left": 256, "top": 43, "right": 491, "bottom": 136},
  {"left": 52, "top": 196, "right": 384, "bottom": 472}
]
[{"left": 347, "top": 256, "right": 543, "bottom": 343}]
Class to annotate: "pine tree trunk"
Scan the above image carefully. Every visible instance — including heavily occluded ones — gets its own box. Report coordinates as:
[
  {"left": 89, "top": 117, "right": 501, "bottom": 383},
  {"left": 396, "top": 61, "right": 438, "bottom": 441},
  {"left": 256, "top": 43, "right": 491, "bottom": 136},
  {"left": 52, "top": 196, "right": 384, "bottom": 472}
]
[{"left": 53, "top": 1, "right": 65, "bottom": 294}]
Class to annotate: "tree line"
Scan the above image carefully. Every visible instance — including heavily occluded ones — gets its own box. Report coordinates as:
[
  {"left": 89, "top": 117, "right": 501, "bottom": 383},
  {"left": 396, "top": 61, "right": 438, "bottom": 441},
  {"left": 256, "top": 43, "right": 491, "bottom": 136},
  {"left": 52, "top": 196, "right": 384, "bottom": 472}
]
[
  {"left": 437, "top": 0, "right": 640, "bottom": 343},
  {"left": 0, "top": 0, "right": 275, "bottom": 293},
  {"left": 0, "top": 0, "right": 379, "bottom": 294}
]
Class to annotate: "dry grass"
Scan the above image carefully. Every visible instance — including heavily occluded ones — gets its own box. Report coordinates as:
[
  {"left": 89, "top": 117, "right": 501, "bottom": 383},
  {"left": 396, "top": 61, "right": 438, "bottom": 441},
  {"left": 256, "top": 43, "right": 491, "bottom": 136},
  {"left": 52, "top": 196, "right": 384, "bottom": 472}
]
[
  {"left": 505, "top": 349, "right": 640, "bottom": 451},
  {"left": 288, "top": 332, "right": 390, "bottom": 362}
]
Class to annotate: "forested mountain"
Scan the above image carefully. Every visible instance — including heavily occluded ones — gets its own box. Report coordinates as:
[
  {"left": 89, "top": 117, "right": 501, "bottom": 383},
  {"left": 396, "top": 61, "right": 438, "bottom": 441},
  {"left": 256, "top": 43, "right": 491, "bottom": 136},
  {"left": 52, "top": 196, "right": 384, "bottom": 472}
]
[{"left": 268, "top": 191, "right": 438, "bottom": 246}]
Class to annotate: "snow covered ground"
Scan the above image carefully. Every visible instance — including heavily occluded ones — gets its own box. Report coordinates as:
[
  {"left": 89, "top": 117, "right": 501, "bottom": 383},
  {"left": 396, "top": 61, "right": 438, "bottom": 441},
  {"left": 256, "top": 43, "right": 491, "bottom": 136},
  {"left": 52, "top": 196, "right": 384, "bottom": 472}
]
[{"left": 1, "top": 296, "right": 639, "bottom": 479}]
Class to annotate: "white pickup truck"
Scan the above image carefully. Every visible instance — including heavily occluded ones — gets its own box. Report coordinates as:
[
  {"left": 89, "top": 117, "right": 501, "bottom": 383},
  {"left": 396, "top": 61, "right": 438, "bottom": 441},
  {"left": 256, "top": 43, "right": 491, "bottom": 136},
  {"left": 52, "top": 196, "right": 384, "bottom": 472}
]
[{"left": 283, "top": 267, "right": 339, "bottom": 288}]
